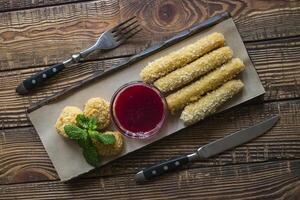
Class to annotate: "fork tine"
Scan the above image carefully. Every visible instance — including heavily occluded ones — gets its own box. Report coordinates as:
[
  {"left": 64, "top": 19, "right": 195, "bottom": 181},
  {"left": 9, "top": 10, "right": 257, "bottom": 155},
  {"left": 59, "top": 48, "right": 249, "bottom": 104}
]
[
  {"left": 126, "top": 28, "right": 142, "bottom": 39},
  {"left": 114, "top": 23, "right": 140, "bottom": 40},
  {"left": 111, "top": 16, "right": 136, "bottom": 32},
  {"left": 112, "top": 20, "right": 138, "bottom": 36},
  {"left": 122, "top": 24, "right": 140, "bottom": 35},
  {"left": 113, "top": 20, "right": 138, "bottom": 35},
  {"left": 117, "top": 28, "right": 142, "bottom": 44}
]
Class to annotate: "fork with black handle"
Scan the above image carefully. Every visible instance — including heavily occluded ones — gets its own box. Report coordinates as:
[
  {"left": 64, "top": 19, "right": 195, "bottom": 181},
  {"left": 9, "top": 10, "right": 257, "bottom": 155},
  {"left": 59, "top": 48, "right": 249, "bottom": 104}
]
[{"left": 16, "top": 16, "right": 141, "bottom": 95}]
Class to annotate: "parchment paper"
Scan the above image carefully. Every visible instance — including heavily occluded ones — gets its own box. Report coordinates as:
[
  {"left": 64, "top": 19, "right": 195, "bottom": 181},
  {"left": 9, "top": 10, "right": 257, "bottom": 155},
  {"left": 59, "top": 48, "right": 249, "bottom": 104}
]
[{"left": 28, "top": 18, "right": 265, "bottom": 181}]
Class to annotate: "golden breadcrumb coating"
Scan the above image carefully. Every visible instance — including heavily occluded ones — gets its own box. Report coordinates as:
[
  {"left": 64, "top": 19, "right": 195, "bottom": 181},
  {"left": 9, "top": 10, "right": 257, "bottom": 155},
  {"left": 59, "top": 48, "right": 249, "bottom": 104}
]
[
  {"left": 180, "top": 80, "right": 244, "bottom": 125},
  {"left": 154, "top": 47, "right": 233, "bottom": 93},
  {"left": 55, "top": 106, "right": 83, "bottom": 137},
  {"left": 83, "top": 97, "right": 110, "bottom": 130},
  {"left": 93, "top": 131, "right": 124, "bottom": 157},
  {"left": 167, "top": 58, "right": 245, "bottom": 113},
  {"left": 140, "top": 32, "right": 225, "bottom": 83}
]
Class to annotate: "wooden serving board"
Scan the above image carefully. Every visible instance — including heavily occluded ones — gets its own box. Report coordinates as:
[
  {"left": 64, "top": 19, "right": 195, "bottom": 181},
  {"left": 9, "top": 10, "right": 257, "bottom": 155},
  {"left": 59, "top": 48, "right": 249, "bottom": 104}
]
[{"left": 27, "top": 12, "right": 265, "bottom": 181}]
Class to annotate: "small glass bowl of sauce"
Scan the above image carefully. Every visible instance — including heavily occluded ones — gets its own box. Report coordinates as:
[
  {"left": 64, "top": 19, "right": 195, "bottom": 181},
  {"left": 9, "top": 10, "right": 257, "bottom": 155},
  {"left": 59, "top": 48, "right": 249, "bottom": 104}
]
[{"left": 111, "top": 81, "right": 166, "bottom": 139}]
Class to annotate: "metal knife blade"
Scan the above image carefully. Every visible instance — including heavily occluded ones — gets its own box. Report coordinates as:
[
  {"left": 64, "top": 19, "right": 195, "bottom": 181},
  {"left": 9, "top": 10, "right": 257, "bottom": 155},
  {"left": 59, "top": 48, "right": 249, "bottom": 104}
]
[
  {"left": 135, "top": 116, "right": 279, "bottom": 183},
  {"left": 196, "top": 115, "right": 279, "bottom": 159}
]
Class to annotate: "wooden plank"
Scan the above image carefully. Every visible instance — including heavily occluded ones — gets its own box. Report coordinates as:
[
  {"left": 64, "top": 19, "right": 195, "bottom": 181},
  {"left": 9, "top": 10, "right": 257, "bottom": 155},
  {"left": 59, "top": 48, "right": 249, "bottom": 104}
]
[
  {"left": 247, "top": 36, "right": 300, "bottom": 101},
  {"left": 1, "top": 99, "right": 299, "bottom": 184},
  {"left": 0, "top": 0, "right": 91, "bottom": 12},
  {"left": 125, "top": 0, "right": 299, "bottom": 42},
  {"left": 234, "top": 7, "right": 300, "bottom": 42},
  {"left": 1, "top": 159, "right": 300, "bottom": 199},
  {"left": 1, "top": 36, "right": 299, "bottom": 128},
  {"left": 0, "top": 127, "right": 57, "bottom": 184},
  {"left": 0, "top": 0, "right": 126, "bottom": 71},
  {"left": 208, "top": 0, "right": 300, "bottom": 40},
  {"left": 0, "top": 0, "right": 299, "bottom": 70}
]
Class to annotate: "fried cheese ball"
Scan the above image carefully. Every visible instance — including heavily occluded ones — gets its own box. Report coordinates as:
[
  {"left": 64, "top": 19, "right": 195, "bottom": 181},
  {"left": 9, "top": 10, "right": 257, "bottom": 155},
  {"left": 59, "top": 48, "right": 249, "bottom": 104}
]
[
  {"left": 93, "top": 131, "right": 124, "bottom": 157},
  {"left": 140, "top": 32, "right": 225, "bottom": 83},
  {"left": 180, "top": 80, "right": 244, "bottom": 125},
  {"left": 55, "top": 106, "right": 83, "bottom": 137},
  {"left": 167, "top": 58, "right": 245, "bottom": 113},
  {"left": 83, "top": 97, "right": 110, "bottom": 130},
  {"left": 154, "top": 47, "right": 233, "bottom": 93}
]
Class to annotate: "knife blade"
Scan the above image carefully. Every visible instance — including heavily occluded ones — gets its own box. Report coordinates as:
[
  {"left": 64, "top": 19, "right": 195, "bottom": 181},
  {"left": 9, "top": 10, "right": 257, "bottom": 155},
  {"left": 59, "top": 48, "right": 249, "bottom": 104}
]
[{"left": 135, "top": 115, "right": 279, "bottom": 183}]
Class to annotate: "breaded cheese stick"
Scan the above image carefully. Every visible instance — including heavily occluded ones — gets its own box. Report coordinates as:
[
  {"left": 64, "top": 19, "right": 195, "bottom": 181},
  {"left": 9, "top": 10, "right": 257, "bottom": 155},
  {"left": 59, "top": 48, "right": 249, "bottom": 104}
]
[
  {"left": 140, "top": 32, "right": 225, "bottom": 83},
  {"left": 180, "top": 80, "right": 244, "bottom": 125},
  {"left": 167, "top": 58, "right": 245, "bottom": 113},
  {"left": 154, "top": 47, "right": 233, "bottom": 93}
]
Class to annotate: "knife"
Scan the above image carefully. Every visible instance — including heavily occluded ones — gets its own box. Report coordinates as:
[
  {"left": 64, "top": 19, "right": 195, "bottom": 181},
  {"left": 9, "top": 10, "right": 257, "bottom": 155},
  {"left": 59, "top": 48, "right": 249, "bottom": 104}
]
[{"left": 135, "top": 115, "right": 279, "bottom": 183}]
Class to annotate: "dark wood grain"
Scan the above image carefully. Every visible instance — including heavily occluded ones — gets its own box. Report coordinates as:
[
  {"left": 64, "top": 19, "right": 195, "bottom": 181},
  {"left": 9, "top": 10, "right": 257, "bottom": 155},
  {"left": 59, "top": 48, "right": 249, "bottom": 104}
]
[
  {"left": 208, "top": 0, "right": 300, "bottom": 41},
  {"left": 247, "top": 36, "right": 300, "bottom": 101},
  {"left": 1, "top": 36, "right": 299, "bottom": 128},
  {"left": 234, "top": 6, "right": 300, "bottom": 42},
  {"left": 1, "top": 99, "right": 299, "bottom": 184},
  {"left": 0, "top": 0, "right": 90, "bottom": 12},
  {"left": 1, "top": 159, "right": 300, "bottom": 199},
  {"left": 0, "top": 0, "right": 299, "bottom": 70},
  {"left": 208, "top": 0, "right": 298, "bottom": 17},
  {"left": 0, "top": 0, "right": 300, "bottom": 198}
]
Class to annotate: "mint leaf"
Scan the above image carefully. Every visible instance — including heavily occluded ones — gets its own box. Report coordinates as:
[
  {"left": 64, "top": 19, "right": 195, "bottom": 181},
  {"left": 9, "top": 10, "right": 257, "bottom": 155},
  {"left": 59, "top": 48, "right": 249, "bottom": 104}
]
[
  {"left": 88, "top": 116, "right": 98, "bottom": 130},
  {"left": 67, "top": 114, "right": 102, "bottom": 167},
  {"left": 64, "top": 125, "right": 87, "bottom": 140},
  {"left": 92, "top": 132, "right": 116, "bottom": 145},
  {"left": 82, "top": 139, "right": 101, "bottom": 167},
  {"left": 76, "top": 114, "right": 90, "bottom": 129},
  {"left": 78, "top": 138, "right": 87, "bottom": 148}
]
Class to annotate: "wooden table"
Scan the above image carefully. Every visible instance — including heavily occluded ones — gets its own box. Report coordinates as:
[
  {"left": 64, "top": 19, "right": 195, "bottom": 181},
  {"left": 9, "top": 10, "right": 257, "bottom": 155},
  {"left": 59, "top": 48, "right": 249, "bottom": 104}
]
[{"left": 0, "top": 0, "right": 299, "bottom": 199}]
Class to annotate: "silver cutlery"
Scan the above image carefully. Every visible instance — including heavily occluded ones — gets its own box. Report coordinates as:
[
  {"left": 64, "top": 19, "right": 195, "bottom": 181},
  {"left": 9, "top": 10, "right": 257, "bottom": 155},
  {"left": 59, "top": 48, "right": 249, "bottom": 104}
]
[
  {"left": 135, "top": 115, "right": 279, "bottom": 183},
  {"left": 16, "top": 16, "right": 141, "bottom": 95}
]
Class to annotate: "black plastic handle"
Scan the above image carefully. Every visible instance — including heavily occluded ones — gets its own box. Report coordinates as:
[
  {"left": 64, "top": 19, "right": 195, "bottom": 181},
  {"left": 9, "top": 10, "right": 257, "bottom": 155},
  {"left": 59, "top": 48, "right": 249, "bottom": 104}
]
[
  {"left": 135, "top": 155, "right": 189, "bottom": 183},
  {"left": 16, "top": 63, "right": 65, "bottom": 94}
]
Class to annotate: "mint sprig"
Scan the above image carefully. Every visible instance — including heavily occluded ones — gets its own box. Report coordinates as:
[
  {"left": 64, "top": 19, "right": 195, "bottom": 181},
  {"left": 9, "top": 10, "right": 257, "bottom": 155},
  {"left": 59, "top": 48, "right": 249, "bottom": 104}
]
[
  {"left": 82, "top": 138, "right": 101, "bottom": 167},
  {"left": 63, "top": 114, "right": 116, "bottom": 167},
  {"left": 88, "top": 117, "right": 98, "bottom": 130},
  {"left": 64, "top": 125, "right": 87, "bottom": 140},
  {"left": 76, "top": 114, "right": 90, "bottom": 129},
  {"left": 89, "top": 130, "right": 116, "bottom": 145}
]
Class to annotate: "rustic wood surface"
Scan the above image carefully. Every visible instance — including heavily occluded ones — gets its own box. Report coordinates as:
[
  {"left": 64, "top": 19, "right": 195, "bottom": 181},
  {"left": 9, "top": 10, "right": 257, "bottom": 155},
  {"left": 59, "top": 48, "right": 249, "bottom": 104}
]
[{"left": 0, "top": 0, "right": 299, "bottom": 199}]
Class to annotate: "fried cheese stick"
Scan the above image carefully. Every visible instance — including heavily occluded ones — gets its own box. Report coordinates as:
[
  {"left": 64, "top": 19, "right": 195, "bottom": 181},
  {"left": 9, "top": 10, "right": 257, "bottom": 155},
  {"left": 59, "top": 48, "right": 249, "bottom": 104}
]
[
  {"left": 140, "top": 32, "right": 225, "bottom": 83},
  {"left": 167, "top": 58, "right": 245, "bottom": 113},
  {"left": 154, "top": 47, "right": 233, "bottom": 93},
  {"left": 180, "top": 80, "right": 244, "bottom": 125}
]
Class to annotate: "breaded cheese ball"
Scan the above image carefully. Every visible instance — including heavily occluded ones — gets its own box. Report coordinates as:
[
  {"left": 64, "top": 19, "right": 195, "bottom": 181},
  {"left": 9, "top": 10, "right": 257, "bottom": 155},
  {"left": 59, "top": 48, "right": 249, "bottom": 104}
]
[
  {"left": 83, "top": 97, "right": 110, "bottom": 130},
  {"left": 93, "top": 131, "right": 124, "bottom": 157},
  {"left": 55, "top": 106, "right": 83, "bottom": 137}
]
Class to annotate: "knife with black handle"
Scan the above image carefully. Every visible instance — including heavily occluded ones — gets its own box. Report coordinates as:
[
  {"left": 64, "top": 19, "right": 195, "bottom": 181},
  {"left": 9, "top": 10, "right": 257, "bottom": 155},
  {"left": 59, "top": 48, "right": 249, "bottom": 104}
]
[{"left": 135, "top": 116, "right": 279, "bottom": 183}]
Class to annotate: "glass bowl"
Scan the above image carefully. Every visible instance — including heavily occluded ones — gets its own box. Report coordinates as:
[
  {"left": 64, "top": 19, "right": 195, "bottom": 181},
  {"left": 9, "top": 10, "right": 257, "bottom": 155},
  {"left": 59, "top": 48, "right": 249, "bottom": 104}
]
[{"left": 110, "top": 81, "right": 167, "bottom": 139}]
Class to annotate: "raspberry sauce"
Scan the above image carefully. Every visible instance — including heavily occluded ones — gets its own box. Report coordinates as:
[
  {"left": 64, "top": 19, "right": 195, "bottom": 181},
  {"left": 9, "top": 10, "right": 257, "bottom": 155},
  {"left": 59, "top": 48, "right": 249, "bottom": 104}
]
[{"left": 111, "top": 82, "right": 166, "bottom": 139}]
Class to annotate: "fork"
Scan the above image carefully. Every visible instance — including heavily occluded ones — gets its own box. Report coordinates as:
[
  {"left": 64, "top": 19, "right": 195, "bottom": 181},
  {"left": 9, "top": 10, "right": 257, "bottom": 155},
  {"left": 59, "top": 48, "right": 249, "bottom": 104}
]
[{"left": 16, "top": 16, "right": 141, "bottom": 95}]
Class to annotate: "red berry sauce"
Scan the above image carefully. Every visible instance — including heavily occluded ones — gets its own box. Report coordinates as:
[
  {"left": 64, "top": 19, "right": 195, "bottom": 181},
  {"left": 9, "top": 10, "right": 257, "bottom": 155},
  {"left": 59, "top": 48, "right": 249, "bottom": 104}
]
[{"left": 112, "top": 82, "right": 166, "bottom": 139}]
